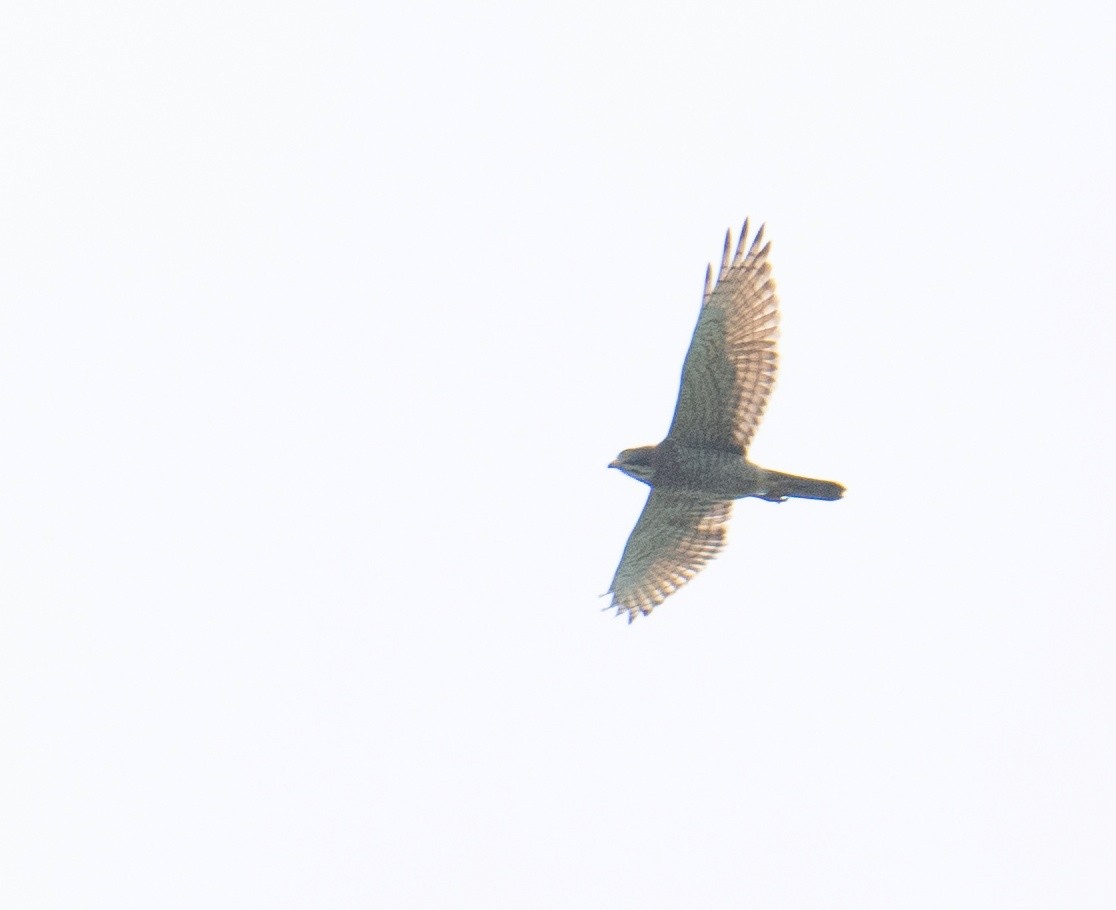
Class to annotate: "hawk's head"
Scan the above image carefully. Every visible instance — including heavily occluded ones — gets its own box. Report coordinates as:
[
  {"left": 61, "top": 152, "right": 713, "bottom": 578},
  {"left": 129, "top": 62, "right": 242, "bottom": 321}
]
[{"left": 609, "top": 445, "right": 658, "bottom": 485}]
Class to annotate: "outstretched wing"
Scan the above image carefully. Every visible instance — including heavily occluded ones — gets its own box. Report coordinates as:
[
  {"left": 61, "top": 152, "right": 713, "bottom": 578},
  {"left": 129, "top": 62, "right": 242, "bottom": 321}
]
[
  {"left": 607, "top": 491, "right": 733, "bottom": 622},
  {"left": 665, "top": 221, "right": 779, "bottom": 453}
]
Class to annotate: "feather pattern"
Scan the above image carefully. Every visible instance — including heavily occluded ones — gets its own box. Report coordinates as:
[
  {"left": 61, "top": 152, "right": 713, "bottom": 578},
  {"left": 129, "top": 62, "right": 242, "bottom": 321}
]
[
  {"left": 607, "top": 492, "right": 732, "bottom": 622},
  {"left": 666, "top": 221, "right": 779, "bottom": 453}
]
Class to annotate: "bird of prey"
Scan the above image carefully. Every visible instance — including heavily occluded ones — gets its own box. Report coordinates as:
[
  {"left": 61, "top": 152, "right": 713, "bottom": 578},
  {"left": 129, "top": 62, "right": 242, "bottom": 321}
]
[{"left": 607, "top": 220, "right": 844, "bottom": 621}]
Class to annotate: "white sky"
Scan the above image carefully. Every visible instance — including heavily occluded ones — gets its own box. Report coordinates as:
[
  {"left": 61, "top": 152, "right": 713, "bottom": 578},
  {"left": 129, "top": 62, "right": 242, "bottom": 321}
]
[{"left": 3, "top": 1, "right": 1116, "bottom": 907}]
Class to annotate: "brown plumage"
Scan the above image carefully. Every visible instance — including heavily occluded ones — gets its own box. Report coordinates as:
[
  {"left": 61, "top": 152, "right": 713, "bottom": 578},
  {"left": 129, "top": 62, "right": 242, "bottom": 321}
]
[{"left": 607, "top": 220, "right": 844, "bottom": 622}]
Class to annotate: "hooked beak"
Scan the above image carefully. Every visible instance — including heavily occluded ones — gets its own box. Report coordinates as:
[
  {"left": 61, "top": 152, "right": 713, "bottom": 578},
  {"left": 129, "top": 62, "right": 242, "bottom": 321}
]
[{"left": 608, "top": 459, "right": 621, "bottom": 469}]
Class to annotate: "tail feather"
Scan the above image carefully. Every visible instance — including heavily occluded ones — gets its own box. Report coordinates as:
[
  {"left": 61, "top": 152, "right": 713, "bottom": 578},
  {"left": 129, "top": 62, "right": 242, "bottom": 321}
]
[{"left": 763, "top": 470, "right": 845, "bottom": 501}]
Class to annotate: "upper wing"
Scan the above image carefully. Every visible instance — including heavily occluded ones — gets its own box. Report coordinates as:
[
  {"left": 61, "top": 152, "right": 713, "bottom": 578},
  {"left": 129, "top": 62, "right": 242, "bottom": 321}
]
[
  {"left": 665, "top": 220, "right": 779, "bottom": 453},
  {"left": 607, "top": 490, "right": 733, "bottom": 622}
]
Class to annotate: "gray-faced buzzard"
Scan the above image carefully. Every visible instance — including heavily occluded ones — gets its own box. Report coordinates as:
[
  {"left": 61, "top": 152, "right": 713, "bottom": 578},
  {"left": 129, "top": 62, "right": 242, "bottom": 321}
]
[{"left": 607, "top": 220, "right": 844, "bottom": 621}]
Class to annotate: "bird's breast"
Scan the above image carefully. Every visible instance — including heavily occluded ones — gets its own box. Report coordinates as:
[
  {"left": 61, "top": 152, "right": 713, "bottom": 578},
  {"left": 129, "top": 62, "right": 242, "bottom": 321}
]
[{"left": 657, "top": 444, "right": 763, "bottom": 499}]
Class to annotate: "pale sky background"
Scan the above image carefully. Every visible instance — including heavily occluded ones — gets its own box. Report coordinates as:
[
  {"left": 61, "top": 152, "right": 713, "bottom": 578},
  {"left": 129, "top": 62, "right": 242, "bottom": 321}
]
[{"left": 3, "top": 1, "right": 1116, "bottom": 907}]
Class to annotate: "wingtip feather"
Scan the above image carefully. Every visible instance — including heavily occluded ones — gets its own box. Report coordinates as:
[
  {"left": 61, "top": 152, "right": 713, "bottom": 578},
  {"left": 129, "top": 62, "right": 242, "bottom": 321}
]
[
  {"left": 734, "top": 218, "right": 750, "bottom": 263},
  {"left": 752, "top": 222, "right": 768, "bottom": 257}
]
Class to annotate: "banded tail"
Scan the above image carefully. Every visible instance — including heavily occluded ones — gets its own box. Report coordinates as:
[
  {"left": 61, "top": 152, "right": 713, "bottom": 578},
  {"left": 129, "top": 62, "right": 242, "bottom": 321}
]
[{"left": 760, "top": 469, "right": 845, "bottom": 502}]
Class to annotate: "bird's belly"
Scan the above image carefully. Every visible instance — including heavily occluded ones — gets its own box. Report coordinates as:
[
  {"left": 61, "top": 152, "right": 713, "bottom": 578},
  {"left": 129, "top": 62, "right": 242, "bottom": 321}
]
[{"left": 667, "top": 447, "right": 763, "bottom": 499}]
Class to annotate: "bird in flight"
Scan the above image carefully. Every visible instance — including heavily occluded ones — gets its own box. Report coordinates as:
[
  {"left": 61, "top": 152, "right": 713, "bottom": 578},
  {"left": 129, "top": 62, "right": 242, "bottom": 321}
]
[{"left": 607, "top": 220, "right": 844, "bottom": 621}]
